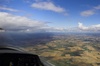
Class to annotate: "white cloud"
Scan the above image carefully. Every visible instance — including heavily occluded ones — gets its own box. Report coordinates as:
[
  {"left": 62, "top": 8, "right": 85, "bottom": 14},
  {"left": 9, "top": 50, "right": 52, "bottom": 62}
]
[
  {"left": 0, "top": 6, "right": 19, "bottom": 12},
  {"left": 0, "top": 12, "right": 69, "bottom": 32},
  {"left": 31, "top": 1, "right": 66, "bottom": 13},
  {"left": 0, "top": 12, "right": 99, "bottom": 32},
  {"left": 78, "top": 22, "right": 89, "bottom": 30},
  {"left": 0, "top": 12, "right": 47, "bottom": 32},
  {"left": 80, "top": 5, "right": 100, "bottom": 17},
  {"left": 94, "top": 5, "right": 100, "bottom": 10},
  {"left": 78, "top": 22, "right": 100, "bottom": 31},
  {"left": 80, "top": 10, "right": 95, "bottom": 17},
  {"left": 48, "top": 27, "right": 65, "bottom": 32}
]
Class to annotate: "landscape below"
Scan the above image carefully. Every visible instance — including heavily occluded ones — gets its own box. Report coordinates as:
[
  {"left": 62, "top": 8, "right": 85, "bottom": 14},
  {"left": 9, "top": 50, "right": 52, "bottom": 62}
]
[
  {"left": 24, "top": 33, "right": 100, "bottom": 66},
  {"left": 0, "top": 32, "right": 100, "bottom": 66}
]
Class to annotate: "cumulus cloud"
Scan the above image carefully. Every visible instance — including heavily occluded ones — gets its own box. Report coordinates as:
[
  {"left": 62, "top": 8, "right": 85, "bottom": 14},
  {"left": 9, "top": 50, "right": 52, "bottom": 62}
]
[
  {"left": 31, "top": 1, "right": 67, "bottom": 14},
  {"left": 78, "top": 22, "right": 89, "bottom": 30},
  {"left": 80, "top": 10, "right": 95, "bottom": 17},
  {"left": 0, "top": 12, "right": 47, "bottom": 32},
  {"left": 0, "top": 6, "right": 19, "bottom": 12},
  {"left": 80, "top": 5, "right": 100, "bottom": 17},
  {"left": 94, "top": 5, "right": 100, "bottom": 10},
  {"left": 78, "top": 22, "right": 100, "bottom": 31},
  {"left": 47, "top": 27, "right": 66, "bottom": 32},
  {"left": 0, "top": 12, "right": 67, "bottom": 32}
]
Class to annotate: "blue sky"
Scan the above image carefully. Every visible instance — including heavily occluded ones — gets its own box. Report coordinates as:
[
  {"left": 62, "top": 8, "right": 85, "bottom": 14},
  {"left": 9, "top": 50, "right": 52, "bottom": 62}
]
[{"left": 0, "top": 0, "right": 100, "bottom": 32}]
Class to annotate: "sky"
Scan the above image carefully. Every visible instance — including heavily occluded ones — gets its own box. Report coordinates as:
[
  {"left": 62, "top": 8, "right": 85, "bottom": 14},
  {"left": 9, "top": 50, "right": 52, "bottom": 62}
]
[{"left": 0, "top": 0, "right": 100, "bottom": 32}]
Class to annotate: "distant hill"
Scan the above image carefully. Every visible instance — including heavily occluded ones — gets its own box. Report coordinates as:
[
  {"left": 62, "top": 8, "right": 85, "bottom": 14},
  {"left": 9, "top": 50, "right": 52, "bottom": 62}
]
[
  {"left": 0, "top": 28, "right": 3, "bottom": 30},
  {"left": 0, "top": 28, "right": 5, "bottom": 32},
  {"left": 0, "top": 32, "right": 99, "bottom": 47},
  {"left": 0, "top": 32, "right": 54, "bottom": 47}
]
